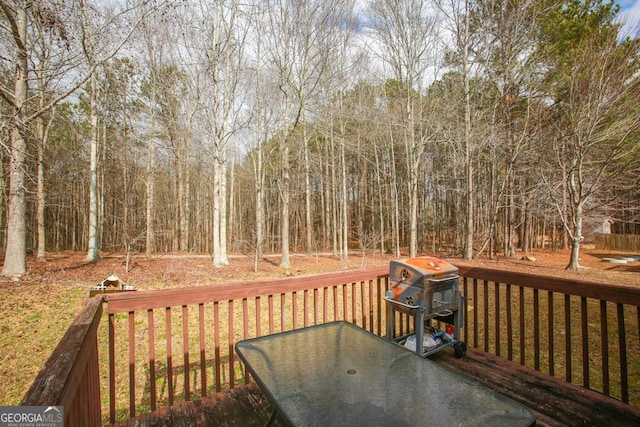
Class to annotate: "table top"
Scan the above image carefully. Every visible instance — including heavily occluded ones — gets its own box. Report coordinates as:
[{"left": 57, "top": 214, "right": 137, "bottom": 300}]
[{"left": 235, "top": 321, "right": 535, "bottom": 427}]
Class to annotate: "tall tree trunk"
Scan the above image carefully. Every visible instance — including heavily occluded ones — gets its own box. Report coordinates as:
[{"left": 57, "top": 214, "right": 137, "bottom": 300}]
[
  {"left": 281, "top": 138, "right": 291, "bottom": 267},
  {"left": 304, "top": 128, "right": 313, "bottom": 254},
  {"left": 219, "top": 146, "right": 229, "bottom": 265},
  {"left": 36, "top": 114, "right": 47, "bottom": 262},
  {"left": 389, "top": 131, "right": 400, "bottom": 257},
  {"left": 330, "top": 135, "right": 338, "bottom": 256},
  {"left": 228, "top": 137, "right": 236, "bottom": 250},
  {"left": 374, "top": 139, "right": 385, "bottom": 255},
  {"left": 86, "top": 74, "right": 100, "bottom": 261},
  {"left": 254, "top": 133, "right": 264, "bottom": 269},
  {"left": 463, "top": 0, "right": 473, "bottom": 260},
  {"left": 2, "top": 5, "right": 28, "bottom": 277},
  {"left": 146, "top": 123, "right": 156, "bottom": 256},
  {"left": 213, "top": 151, "right": 222, "bottom": 265},
  {"left": 340, "top": 134, "right": 349, "bottom": 261}
]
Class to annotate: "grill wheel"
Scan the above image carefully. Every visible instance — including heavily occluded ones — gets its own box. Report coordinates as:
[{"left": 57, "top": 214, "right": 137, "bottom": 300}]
[{"left": 454, "top": 341, "right": 467, "bottom": 358}]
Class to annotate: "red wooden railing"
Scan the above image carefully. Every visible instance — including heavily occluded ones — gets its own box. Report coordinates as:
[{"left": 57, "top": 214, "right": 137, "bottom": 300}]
[
  {"left": 104, "top": 267, "right": 389, "bottom": 423},
  {"left": 20, "top": 264, "right": 640, "bottom": 426},
  {"left": 21, "top": 296, "right": 103, "bottom": 426},
  {"left": 456, "top": 266, "right": 640, "bottom": 405}
]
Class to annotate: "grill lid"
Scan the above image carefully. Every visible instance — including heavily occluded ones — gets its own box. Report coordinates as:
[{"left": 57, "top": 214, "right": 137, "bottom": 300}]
[{"left": 390, "top": 256, "right": 458, "bottom": 287}]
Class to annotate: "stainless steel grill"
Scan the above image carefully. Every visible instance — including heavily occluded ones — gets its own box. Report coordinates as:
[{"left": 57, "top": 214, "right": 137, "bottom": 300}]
[{"left": 385, "top": 256, "right": 466, "bottom": 358}]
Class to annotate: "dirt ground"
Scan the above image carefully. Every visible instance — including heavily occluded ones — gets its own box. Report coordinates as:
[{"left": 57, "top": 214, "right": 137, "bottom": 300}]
[
  {"left": 6, "top": 246, "right": 640, "bottom": 290},
  {"left": 1, "top": 247, "right": 639, "bottom": 406}
]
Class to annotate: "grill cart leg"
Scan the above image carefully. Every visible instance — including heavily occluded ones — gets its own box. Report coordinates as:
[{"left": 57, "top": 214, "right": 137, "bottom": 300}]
[
  {"left": 386, "top": 297, "right": 394, "bottom": 340},
  {"left": 453, "top": 292, "right": 466, "bottom": 358},
  {"left": 416, "top": 308, "right": 425, "bottom": 357}
]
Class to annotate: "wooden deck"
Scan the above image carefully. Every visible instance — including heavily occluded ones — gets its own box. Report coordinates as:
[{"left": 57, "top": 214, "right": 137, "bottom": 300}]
[
  {"left": 109, "top": 346, "right": 640, "bottom": 427},
  {"left": 109, "top": 383, "right": 284, "bottom": 427}
]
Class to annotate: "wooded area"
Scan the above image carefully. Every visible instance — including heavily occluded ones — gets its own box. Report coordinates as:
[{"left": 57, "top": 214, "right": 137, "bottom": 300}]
[{"left": 1, "top": 0, "right": 639, "bottom": 276}]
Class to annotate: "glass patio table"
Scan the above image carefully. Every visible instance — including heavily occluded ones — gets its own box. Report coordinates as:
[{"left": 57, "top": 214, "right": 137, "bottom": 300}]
[{"left": 235, "top": 321, "right": 535, "bottom": 427}]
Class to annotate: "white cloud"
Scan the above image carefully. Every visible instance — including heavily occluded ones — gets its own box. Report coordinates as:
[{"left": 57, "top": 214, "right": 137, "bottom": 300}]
[{"left": 619, "top": 0, "right": 640, "bottom": 38}]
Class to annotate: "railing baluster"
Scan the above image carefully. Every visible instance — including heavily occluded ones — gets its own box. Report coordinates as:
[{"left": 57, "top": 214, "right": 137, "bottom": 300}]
[
  {"left": 617, "top": 303, "right": 628, "bottom": 403},
  {"left": 243, "top": 298, "right": 250, "bottom": 385},
  {"left": 519, "top": 286, "right": 525, "bottom": 365},
  {"left": 128, "top": 311, "right": 136, "bottom": 417},
  {"left": 506, "top": 284, "right": 513, "bottom": 361},
  {"left": 148, "top": 308, "right": 157, "bottom": 410},
  {"left": 268, "top": 294, "right": 274, "bottom": 335},
  {"left": 166, "top": 307, "right": 173, "bottom": 406},
  {"left": 182, "top": 305, "right": 190, "bottom": 401},
  {"left": 228, "top": 300, "right": 235, "bottom": 388},
  {"left": 304, "top": 289, "right": 309, "bottom": 328},
  {"left": 534, "top": 289, "right": 540, "bottom": 371},
  {"left": 548, "top": 292, "right": 554, "bottom": 377},
  {"left": 353, "top": 282, "right": 358, "bottom": 327},
  {"left": 342, "top": 283, "right": 348, "bottom": 321},
  {"left": 213, "top": 301, "right": 221, "bottom": 393},
  {"left": 367, "top": 279, "right": 373, "bottom": 333},
  {"left": 581, "top": 296, "right": 590, "bottom": 389},
  {"left": 483, "top": 280, "right": 489, "bottom": 353},
  {"left": 495, "top": 282, "right": 501, "bottom": 357},
  {"left": 313, "top": 289, "right": 319, "bottom": 326},
  {"left": 360, "top": 280, "right": 369, "bottom": 330},
  {"left": 280, "top": 293, "right": 286, "bottom": 332},
  {"left": 463, "top": 277, "right": 469, "bottom": 345},
  {"left": 351, "top": 282, "right": 357, "bottom": 325},
  {"left": 198, "top": 303, "right": 206, "bottom": 397},
  {"left": 377, "top": 276, "right": 384, "bottom": 337},
  {"left": 323, "top": 287, "right": 328, "bottom": 324},
  {"left": 243, "top": 298, "right": 249, "bottom": 339},
  {"left": 109, "top": 313, "right": 116, "bottom": 424},
  {"left": 600, "top": 300, "right": 610, "bottom": 396},
  {"left": 472, "top": 279, "right": 478, "bottom": 348},
  {"left": 256, "top": 296, "right": 262, "bottom": 337},
  {"left": 565, "top": 294, "right": 572, "bottom": 383},
  {"left": 292, "top": 291, "right": 298, "bottom": 330}
]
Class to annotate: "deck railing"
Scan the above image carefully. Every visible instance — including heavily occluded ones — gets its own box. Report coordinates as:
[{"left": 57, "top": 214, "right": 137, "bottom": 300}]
[
  {"left": 20, "top": 264, "right": 640, "bottom": 426},
  {"left": 456, "top": 266, "right": 640, "bottom": 405},
  {"left": 21, "top": 295, "right": 103, "bottom": 426}
]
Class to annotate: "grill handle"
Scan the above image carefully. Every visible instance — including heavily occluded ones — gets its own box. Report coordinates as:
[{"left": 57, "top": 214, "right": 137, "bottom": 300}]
[
  {"left": 427, "top": 275, "right": 460, "bottom": 283},
  {"left": 384, "top": 296, "right": 420, "bottom": 309}
]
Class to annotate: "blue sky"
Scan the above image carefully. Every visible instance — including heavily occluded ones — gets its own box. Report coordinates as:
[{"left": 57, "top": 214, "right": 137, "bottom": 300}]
[
  {"left": 619, "top": 0, "right": 640, "bottom": 37},
  {"left": 620, "top": 1, "right": 640, "bottom": 19}
]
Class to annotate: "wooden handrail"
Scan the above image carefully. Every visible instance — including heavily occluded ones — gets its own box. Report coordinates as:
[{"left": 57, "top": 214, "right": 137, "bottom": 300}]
[
  {"left": 21, "top": 296, "right": 103, "bottom": 427},
  {"left": 456, "top": 265, "right": 640, "bottom": 305},
  {"left": 105, "top": 267, "right": 389, "bottom": 312}
]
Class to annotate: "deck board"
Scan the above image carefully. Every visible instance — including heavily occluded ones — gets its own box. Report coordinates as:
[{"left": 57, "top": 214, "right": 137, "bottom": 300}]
[
  {"left": 110, "top": 347, "right": 640, "bottom": 427},
  {"left": 431, "top": 347, "right": 640, "bottom": 427},
  {"left": 110, "top": 384, "right": 284, "bottom": 427}
]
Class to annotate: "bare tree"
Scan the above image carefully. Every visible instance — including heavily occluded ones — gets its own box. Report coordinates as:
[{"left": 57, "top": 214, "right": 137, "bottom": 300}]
[
  {"left": 368, "top": 0, "right": 441, "bottom": 258},
  {"left": 435, "top": 0, "right": 478, "bottom": 259},
  {"left": 136, "top": 14, "right": 175, "bottom": 256},
  {"left": 539, "top": 27, "right": 640, "bottom": 270},
  {"left": 82, "top": 1, "right": 166, "bottom": 262},
  {"left": 189, "top": 0, "right": 252, "bottom": 267},
  {"left": 262, "top": 0, "right": 355, "bottom": 267}
]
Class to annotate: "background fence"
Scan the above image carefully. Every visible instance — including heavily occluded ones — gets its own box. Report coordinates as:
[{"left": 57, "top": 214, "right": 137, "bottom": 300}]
[{"left": 595, "top": 234, "right": 640, "bottom": 252}]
